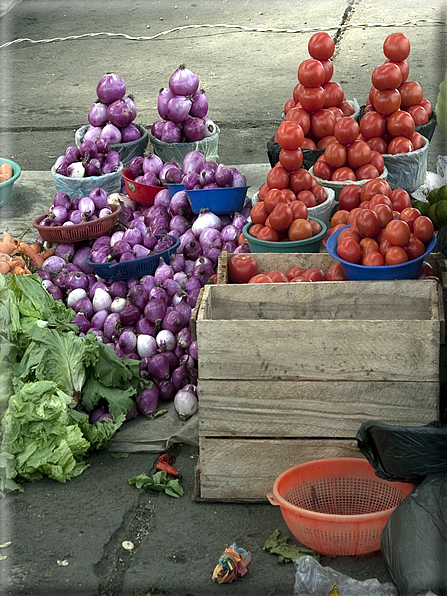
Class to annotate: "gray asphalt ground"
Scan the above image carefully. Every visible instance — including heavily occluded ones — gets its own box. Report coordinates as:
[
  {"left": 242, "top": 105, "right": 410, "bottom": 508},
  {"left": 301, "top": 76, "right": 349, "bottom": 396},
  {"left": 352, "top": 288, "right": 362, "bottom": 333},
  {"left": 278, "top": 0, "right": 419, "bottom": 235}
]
[{"left": 1, "top": 1, "right": 447, "bottom": 595}]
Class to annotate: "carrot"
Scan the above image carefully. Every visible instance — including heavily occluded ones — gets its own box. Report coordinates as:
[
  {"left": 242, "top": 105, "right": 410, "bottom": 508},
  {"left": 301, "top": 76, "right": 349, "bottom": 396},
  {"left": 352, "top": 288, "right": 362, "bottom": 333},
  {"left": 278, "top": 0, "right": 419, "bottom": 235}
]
[
  {"left": 10, "top": 255, "right": 26, "bottom": 269},
  {"left": 2, "top": 231, "right": 12, "bottom": 244},
  {"left": 0, "top": 241, "right": 18, "bottom": 255},
  {"left": 0, "top": 262, "right": 11, "bottom": 274},
  {"left": 38, "top": 248, "right": 56, "bottom": 260},
  {"left": 0, "top": 164, "right": 13, "bottom": 180},
  {"left": 10, "top": 266, "right": 26, "bottom": 275},
  {"left": 16, "top": 242, "right": 40, "bottom": 260}
]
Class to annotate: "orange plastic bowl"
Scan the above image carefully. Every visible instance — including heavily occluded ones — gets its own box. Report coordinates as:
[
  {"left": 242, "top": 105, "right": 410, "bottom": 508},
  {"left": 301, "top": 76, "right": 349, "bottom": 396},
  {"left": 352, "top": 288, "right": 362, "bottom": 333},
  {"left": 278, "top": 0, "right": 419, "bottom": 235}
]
[
  {"left": 268, "top": 458, "right": 413, "bottom": 556},
  {"left": 122, "top": 174, "right": 165, "bottom": 206}
]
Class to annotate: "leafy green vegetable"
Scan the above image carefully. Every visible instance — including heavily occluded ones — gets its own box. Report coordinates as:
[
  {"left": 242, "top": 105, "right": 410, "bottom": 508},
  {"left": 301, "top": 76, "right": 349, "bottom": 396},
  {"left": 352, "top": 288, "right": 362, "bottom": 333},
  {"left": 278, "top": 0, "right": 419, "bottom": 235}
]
[
  {"left": 0, "top": 274, "right": 144, "bottom": 494},
  {"left": 129, "top": 470, "right": 184, "bottom": 498},
  {"left": 263, "top": 529, "right": 320, "bottom": 564}
]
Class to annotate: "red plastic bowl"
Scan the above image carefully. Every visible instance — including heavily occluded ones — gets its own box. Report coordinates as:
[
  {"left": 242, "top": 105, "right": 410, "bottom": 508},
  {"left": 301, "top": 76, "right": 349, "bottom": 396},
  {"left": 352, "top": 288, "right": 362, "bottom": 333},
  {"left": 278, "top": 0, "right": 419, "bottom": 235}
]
[{"left": 122, "top": 174, "right": 165, "bottom": 206}]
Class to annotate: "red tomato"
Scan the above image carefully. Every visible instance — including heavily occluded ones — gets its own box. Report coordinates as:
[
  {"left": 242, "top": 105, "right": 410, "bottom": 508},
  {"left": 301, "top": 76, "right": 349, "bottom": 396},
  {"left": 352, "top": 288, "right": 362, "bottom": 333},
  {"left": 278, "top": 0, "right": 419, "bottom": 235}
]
[
  {"left": 258, "top": 183, "right": 269, "bottom": 202},
  {"left": 312, "top": 184, "right": 327, "bottom": 204},
  {"left": 347, "top": 140, "right": 372, "bottom": 170},
  {"left": 338, "top": 185, "right": 361, "bottom": 211},
  {"left": 298, "top": 59, "right": 326, "bottom": 87},
  {"left": 409, "top": 132, "right": 424, "bottom": 150},
  {"left": 300, "top": 268, "right": 327, "bottom": 282},
  {"left": 299, "top": 86, "right": 326, "bottom": 112},
  {"left": 282, "top": 188, "right": 297, "bottom": 203},
  {"left": 289, "top": 169, "right": 313, "bottom": 193},
  {"left": 420, "top": 98, "right": 433, "bottom": 118},
  {"left": 248, "top": 273, "right": 273, "bottom": 284},
  {"left": 360, "top": 179, "right": 392, "bottom": 202},
  {"left": 309, "top": 219, "right": 322, "bottom": 235},
  {"left": 338, "top": 228, "right": 361, "bottom": 245},
  {"left": 369, "top": 150, "right": 385, "bottom": 174},
  {"left": 356, "top": 163, "right": 380, "bottom": 180},
  {"left": 301, "top": 137, "right": 318, "bottom": 149},
  {"left": 311, "top": 109, "right": 336, "bottom": 138},
  {"left": 276, "top": 121, "right": 305, "bottom": 150},
  {"left": 337, "top": 237, "right": 362, "bottom": 263},
  {"left": 373, "top": 203, "right": 393, "bottom": 228},
  {"left": 279, "top": 148, "right": 304, "bottom": 172},
  {"left": 379, "top": 237, "right": 393, "bottom": 257},
  {"left": 359, "top": 237, "right": 379, "bottom": 256},
  {"left": 257, "top": 225, "right": 279, "bottom": 242},
  {"left": 387, "top": 110, "right": 415, "bottom": 139},
  {"left": 284, "top": 98, "right": 296, "bottom": 115},
  {"left": 332, "top": 167, "right": 356, "bottom": 181},
  {"left": 297, "top": 190, "right": 317, "bottom": 207},
  {"left": 288, "top": 219, "right": 313, "bottom": 241},
  {"left": 264, "top": 188, "right": 286, "bottom": 213},
  {"left": 312, "top": 158, "right": 333, "bottom": 180},
  {"left": 332, "top": 209, "right": 350, "bottom": 227},
  {"left": 385, "top": 59, "right": 409, "bottom": 84},
  {"left": 359, "top": 111, "right": 387, "bottom": 140},
  {"left": 285, "top": 266, "right": 306, "bottom": 281},
  {"left": 265, "top": 270, "right": 289, "bottom": 283},
  {"left": 403, "top": 233, "right": 426, "bottom": 260},
  {"left": 362, "top": 251, "right": 385, "bottom": 266},
  {"left": 383, "top": 33, "right": 411, "bottom": 62},
  {"left": 290, "top": 200, "right": 309, "bottom": 220},
  {"left": 292, "top": 83, "right": 304, "bottom": 104},
  {"left": 373, "top": 89, "right": 402, "bottom": 115},
  {"left": 399, "top": 207, "right": 421, "bottom": 231},
  {"left": 369, "top": 193, "right": 393, "bottom": 209},
  {"left": 390, "top": 188, "right": 411, "bottom": 212},
  {"left": 324, "top": 141, "right": 347, "bottom": 168},
  {"left": 387, "top": 136, "right": 414, "bottom": 155},
  {"left": 418, "top": 261, "right": 437, "bottom": 279},
  {"left": 317, "top": 135, "right": 337, "bottom": 149},
  {"left": 228, "top": 254, "right": 259, "bottom": 284},
  {"left": 340, "top": 101, "right": 355, "bottom": 116},
  {"left": 385, "top": 245, "right": 409, "bottom": 265},
  {"left": 334, "top": 117, "right": 360, "bottom": 146},
  {"left": 398, "top": 81, "right": 424, "bottom": 108},
  {"left": 413, "top": 216, "right": 434, "bottom": 243},
  {"left": 308, "top": 32, "right": 335, "bottom": 60},
  {"left": 248, "top": 223, "right": 264, "bottom": 238},
  {"left": 407, "top": 104, "right": 429, "bottom": 125},
  {"left": 323, "top": 81, "right": 344, "bottom": 107},
  {"left": 366, "top": 137, "right": 388, "bottom": 154},
  {"left": 328, "top": 106, "right": 345, "bottom": 120},
  {"left": 385, "top": 219, "right": 411, "bottom": 246},
  {"left": 250, "top": 201, "right": 268, "bottom": 225},
  {"left": 326, "top": 261, "right": 348, "bottom": 280},
  {"left": 320, "top": 59, "right": 334, "bottom": 84},
  {"left": 371, "top": 62, "right": 403, "bottom": 90},
  {"left": 356, "top": 209, "right": 381, "bottom": 238},
  {"left": 267, "top": 165, "right": 290, "bottom": 190},
  {"left": 285, "top": 107, "right": 311, "bottom": 135},
  {"left": 269, "top": 202, "right": 294, "bottom": 231}
]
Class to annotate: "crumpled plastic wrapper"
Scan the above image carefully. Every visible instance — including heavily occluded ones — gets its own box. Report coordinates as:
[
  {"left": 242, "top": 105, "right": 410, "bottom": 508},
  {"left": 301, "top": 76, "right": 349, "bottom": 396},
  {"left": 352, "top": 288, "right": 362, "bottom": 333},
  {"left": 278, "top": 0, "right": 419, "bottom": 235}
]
[
  {"left": 212, "top": 543, "right": 252, "bottom": 584},
  {"left": 409, "top": 155, "right": 447, "bottom": 201}
]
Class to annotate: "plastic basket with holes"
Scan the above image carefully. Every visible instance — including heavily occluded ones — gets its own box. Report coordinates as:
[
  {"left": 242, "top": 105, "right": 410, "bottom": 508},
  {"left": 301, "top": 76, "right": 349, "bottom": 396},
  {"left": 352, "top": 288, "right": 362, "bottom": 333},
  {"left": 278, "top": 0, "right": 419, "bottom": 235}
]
[
  {"left": 87, "top": 235, "right": 180, "bottom": 281},
  {"left": 267, "top": 458, "right": 413, "bottom": 556},
  {"left": 33, "top": 204, "right": 121, "bottom": 244}
]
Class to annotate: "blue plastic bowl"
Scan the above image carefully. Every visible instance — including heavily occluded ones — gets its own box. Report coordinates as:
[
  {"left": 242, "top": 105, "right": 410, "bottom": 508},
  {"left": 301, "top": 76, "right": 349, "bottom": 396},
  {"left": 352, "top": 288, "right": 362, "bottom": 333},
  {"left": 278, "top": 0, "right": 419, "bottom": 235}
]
[
  {"left": 0, "top": 158, "right": 21, "bottom": 208},
  {"left": 326, "top": 225, "right": 437, "bottom": 281},
  {"left": 167, "top": 183, "right": 186, "bottom": 198},
  {"left": 186, "top": 185, "right": 250, "bottom": 215},
  {"left": 86, "top": 235, "right": 180, "bottom": 281}
]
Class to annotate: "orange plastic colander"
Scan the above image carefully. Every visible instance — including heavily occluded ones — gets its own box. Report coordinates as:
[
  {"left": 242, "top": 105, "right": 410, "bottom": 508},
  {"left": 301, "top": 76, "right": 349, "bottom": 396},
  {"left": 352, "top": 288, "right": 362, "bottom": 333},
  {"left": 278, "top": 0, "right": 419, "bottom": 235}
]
[{"left": 267, "top": 457, "right": 413, "bottom": 556}]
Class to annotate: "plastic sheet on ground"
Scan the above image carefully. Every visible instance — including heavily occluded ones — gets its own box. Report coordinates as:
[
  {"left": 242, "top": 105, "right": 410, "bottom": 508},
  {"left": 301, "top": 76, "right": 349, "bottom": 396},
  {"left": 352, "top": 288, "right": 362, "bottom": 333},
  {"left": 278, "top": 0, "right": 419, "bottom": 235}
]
[
  {"left": 294, "top": 555, "right": 398, "bottom": 596},
  {"left": 109, "top": 401, "right": 198, "bottom": 453}
]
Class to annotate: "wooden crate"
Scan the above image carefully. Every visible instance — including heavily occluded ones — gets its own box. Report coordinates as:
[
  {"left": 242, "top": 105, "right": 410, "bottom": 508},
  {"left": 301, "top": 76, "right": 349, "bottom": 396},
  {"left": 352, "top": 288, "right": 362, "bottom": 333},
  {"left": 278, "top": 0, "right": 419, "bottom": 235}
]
[{"left": 195, "top": 268, "right": 443, "bottom": 501}]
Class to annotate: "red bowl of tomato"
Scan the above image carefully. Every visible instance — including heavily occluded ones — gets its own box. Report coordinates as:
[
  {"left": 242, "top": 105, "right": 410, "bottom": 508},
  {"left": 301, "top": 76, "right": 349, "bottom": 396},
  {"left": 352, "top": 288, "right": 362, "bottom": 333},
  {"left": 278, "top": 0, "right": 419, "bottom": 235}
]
[{"left": 326, "top": 224, "right": 436, "bottom": 280}]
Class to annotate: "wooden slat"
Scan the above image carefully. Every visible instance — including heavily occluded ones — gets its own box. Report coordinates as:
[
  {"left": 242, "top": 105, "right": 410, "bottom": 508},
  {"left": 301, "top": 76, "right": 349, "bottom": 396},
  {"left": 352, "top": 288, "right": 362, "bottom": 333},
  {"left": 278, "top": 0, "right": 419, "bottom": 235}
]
[
  {"left": 198, "top": 437, "right": 363, "bottom": 501},
  {"left": 197, "top": 379, "right": 439, "bottom": 437}
]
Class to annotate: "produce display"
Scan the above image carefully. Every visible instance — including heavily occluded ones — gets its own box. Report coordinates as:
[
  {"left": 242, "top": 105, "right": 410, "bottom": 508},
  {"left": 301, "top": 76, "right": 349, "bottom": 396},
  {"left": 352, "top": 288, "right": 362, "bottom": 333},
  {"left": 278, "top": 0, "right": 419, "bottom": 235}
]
[
  {"left": 53, "top": 138, "right": 121, "bottom": 179},
  {"left": 151, "top": 66, "right": 217, "bottom": 143},
  {"left": 37, "top": 188, "right": 117, "bottom": 228},
  {"left": 86, "top": 73, "right": 143, "bottom": 145},
  {"left": 281, "top": 32, "right": 355, "bottom": 151},
  {"left": 360, "top": 33, "right": 432, "bottom": 155}
]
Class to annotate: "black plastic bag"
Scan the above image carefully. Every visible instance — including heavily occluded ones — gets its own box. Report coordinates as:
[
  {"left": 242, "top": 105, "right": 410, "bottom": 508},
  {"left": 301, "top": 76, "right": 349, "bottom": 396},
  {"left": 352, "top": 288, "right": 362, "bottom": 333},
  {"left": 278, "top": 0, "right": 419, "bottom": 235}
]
[
  {"left": 381, "top": 474, "right": 447, "bottom": 596},
  {"left": 356, "top": 420, "right": 447, "bottom": 483}
]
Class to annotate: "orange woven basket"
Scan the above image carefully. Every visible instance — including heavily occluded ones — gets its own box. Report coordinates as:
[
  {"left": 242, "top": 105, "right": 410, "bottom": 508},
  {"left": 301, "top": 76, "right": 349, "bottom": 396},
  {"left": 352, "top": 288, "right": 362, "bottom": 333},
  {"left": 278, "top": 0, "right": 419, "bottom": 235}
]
[
  {"left": 267, "top": 458, "right": 413, "bottom": 556},
  {"left": 33, "top": 204, "right": 121, "bottom": 244}
]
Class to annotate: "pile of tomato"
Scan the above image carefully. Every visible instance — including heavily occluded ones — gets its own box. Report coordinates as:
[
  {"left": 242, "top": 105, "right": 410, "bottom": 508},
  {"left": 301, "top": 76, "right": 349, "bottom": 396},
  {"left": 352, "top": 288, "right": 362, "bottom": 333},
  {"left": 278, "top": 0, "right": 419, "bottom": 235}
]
[
  {"left": 281, "top": 32, "right": 356, "bottom": 151},
  {"left": 326, "top": 178, "right": 435, "bottom": 267},
  {"left": 360, "top": 32, "right": 432, "bottom": 156}
]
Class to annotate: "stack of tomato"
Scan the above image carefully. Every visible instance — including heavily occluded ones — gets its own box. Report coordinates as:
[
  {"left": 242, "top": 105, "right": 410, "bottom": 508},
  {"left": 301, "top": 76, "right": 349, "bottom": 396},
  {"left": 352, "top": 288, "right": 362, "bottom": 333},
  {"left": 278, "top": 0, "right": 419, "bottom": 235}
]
[
  {"left": 327, "top": 178, "right": 434, "bottom": 267},
  {"left": 359, "top": 32, "right": 432, "bottom": 155},
  {"left": 311, "top": 115, "right": 385, "bottom": 182},
  {"left": 251, "top": 127, "right": 328, "bottom": 242},
  {"left": 281, "top": 32, "right": 356, "bottom": 151}
]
